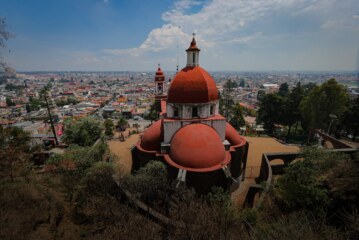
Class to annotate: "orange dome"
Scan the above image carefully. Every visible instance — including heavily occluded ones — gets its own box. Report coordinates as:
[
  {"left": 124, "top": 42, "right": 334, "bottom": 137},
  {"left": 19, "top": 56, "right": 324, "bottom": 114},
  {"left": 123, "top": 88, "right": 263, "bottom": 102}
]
[
  {"left": 167, "top": 66, "right": 219, "bottom": 103},
  {"left": 225, "top": 123, "right": 246, "bottom": 146},
  {"left": 140, "top": 120, "right": 163, "bottom": 151},
  {"left": 169, "top": 124, "right": 227, "bottom": 169}
]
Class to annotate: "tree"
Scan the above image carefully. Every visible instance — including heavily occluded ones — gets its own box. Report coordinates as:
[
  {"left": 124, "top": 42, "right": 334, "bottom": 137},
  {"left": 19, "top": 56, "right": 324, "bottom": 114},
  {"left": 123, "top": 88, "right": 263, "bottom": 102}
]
[
  {"left": 123, "top": 161, "right": 169, "bottom": 205},
  {"left": 278, "top": 82, "right": 289, "bottom": 97},
  {"left": 104, "top": 119, "right": 114, "bottom": 137},
  {"left": 239, "top": 78, "right": 245, "bottom": 88},
  {"left": 117, "top": 117, "right": 128, "bottom": 132},
  {"left": 6, "top": 97, "right": 15, "bottom": 107},
  {"left": 341, "top": 97, "right": 359, "bottom": 141},
  {"left": 63, "top": 117, "right": 102, "bottom": 146},
  {"left": 257, "top": 90, "right": 265, "bottom": 101},
  {"left": 144, "top": 103, "right": 158, "bottom": 124},
  {"left": 282, "top": 82, "right": 304, "bottom": 139},
  {"left": 300, "top": 79, "right": 349, "bottom": 131},
  {"left": 257, "top": 93, "right": 284, "bottom": 134},
  {"left": 0, "top": 126, "right": 31, "bottom": 181},
  {"left": 40, "top": 86, "right": 58, "bottom": 145},
  {"left": 229, "top": 103, "right": 245, "bottom": 129}
]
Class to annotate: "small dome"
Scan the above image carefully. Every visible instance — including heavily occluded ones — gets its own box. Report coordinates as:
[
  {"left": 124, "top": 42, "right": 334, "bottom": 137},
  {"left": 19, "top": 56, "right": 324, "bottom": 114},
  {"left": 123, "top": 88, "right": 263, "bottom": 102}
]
[
  {"left": 225, "top": 123, "right": 246, "bottom": 146},
  {"left": 140, "top": 120, "right": 163, "bottom": 151},
  {"left": 186, "top": 36, "right": 200, "bottom": 52},
  {"left": 169, "top": 124, "right": 226, "bottom": 169},
  {"left": 167, "top": 66, "right": 219, "bottom": 103},
  {"left": 156, "top": 67, "right": 164, "bottom": 76}
]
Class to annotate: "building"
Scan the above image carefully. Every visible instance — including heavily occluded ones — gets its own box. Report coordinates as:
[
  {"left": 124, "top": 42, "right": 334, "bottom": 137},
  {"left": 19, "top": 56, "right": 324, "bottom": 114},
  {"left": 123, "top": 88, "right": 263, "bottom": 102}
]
[{"left": 131, "top": 35, "right": 249, "bottom": 194}]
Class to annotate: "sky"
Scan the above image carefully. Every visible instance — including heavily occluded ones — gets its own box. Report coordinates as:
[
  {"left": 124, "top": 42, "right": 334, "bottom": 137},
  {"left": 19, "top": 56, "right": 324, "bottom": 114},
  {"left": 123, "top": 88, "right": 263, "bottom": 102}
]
[{"left": 0, "top": 0, "right": 359, "bottom": 72}]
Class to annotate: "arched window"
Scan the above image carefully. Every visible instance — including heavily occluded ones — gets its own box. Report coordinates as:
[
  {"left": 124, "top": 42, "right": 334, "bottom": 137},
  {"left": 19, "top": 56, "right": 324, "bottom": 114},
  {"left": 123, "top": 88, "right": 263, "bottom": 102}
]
[
  {"left": 192, "top": 106, "right": 198, "bottom": 118},
  {"left": 210, "top": 105, "right": 214, "bottom": 115},
  {"left": 173, "top": 106, "right": 179, "bottom": 118},
  {"left": 193, "top": 53, "right": 196, "bottom": 64}
]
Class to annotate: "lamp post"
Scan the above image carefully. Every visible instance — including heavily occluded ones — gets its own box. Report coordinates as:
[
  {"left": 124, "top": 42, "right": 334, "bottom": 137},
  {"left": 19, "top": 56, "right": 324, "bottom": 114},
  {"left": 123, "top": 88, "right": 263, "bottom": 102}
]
[{"left": 327, "top": 114, "right": 337, "bottom": 135}]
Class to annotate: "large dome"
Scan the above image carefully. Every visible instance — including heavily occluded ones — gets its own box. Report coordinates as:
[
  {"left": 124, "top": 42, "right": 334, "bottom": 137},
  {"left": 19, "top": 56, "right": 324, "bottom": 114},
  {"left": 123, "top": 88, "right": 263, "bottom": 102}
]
[
  {"left": 168, "top": 123, "right": 228, "bottom": 170},
  {"left": 167, "top": 66, "right": 219, "bottom": 103}
]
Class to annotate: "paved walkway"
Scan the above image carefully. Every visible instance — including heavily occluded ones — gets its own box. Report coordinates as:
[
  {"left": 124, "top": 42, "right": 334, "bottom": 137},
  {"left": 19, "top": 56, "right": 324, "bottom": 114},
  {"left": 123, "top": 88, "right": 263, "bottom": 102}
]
[{"left": 244, "top": 136, "right": 299, "bottom": 178}]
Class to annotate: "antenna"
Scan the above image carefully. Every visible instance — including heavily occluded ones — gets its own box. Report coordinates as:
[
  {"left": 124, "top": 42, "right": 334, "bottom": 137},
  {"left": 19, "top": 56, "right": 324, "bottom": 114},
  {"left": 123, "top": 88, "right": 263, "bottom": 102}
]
[{"left": 176, "top": 41, "right": 179, "bottom": 73}]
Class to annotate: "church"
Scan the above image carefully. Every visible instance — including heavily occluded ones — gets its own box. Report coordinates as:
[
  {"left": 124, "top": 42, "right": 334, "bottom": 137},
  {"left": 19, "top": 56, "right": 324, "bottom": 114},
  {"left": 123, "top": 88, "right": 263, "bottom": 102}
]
[{"left": 131, "top": 35, "right": 249, "bottom": 194}]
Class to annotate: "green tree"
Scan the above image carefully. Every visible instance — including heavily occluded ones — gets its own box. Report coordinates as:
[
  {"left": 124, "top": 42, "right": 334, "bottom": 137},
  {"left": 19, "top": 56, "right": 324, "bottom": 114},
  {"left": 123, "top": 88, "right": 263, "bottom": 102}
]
[
  {"left": 282, "top": 82, "right": 304, "bottom": 139},
  {"left": 229, "top": 103, "right": 245, "bottom": 129},
  {"left": 144, "top": 103, "right": 158, "bottom": 124},
  {"left": 63, "top": 117, "right": 102, "bottom": 146},
  {"left": 104, "top": 119, "right": 114, "bottom": 137},
  {"left": 117, "top": 117, "right": 128, "bottom": 132},
  {"left": 278, "top": 82, "right": 289, "bottom": 97},
  {"left": 257, "top": 89, "right": 265, "bottom": 101},
  {"left": 341, "top": 97, "right": 359, "bottom": 141},
  {"left": 239, "top": 78, "right": 245, "bottom": 88},
  {"left": 123, "top": 161, "right": 169, "bottom": 205},
  {"left": 300, "top": 79, "right": 349, "bottom": 131},
  {"left": 257, "top": 93, "right": 284, "bottom": 133},
  {"left": 0, "top": 126, "right": 31, "bottom": 181},
  {"left": 6, "top": 97, "right": 14, "bottom": 106}
]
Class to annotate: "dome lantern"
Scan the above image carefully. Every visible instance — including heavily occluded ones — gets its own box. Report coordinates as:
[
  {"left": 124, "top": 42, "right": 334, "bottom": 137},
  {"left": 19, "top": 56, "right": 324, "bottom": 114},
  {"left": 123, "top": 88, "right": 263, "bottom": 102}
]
[{"left": 186, "top": 33, "right": 200, "bottom": 67}]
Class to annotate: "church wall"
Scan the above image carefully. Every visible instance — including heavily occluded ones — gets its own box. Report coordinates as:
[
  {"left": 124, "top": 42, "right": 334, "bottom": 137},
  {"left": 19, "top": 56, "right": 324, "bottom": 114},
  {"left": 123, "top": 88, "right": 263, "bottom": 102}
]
[
  {"left": 164, "top": 121, "right": 182, "bottom": 143},
  {"left": 212, "top": 119, "right": 226, "bottom": 140}
]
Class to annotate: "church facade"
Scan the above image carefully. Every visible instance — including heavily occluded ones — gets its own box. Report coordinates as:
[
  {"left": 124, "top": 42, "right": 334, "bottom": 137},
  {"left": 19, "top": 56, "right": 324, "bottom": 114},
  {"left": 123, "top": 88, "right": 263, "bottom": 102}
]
[{"left": 131, "top": 36, "right": 249, "bottom": 194}]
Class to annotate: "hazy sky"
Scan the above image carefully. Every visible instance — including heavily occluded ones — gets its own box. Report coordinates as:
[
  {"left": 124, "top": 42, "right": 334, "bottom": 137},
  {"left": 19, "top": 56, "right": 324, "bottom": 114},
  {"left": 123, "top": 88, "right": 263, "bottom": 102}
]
[{"left": 1, "top": 0, "right": 359, "bottom": 71}]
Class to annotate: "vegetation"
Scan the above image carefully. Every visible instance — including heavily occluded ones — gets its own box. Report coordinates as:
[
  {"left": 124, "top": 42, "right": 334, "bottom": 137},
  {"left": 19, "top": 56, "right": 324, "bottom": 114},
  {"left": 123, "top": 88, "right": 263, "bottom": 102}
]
[
  {"left": 339, "top": 96, "right": 359, "bottom": 141},
  {"left": 0, "top": 126, "right": 31, "bottom": 181},
  {"left": 257, "top": 93, "right": 284, "bottom": 133},
  {"left": 116, "top": 116, "right": 128, "bottom": 131},
  {"left": 257, "top": 79, "right": 351, "bottom": 142},
  {"left": 55, "top": 97, "right": 79, "bottom": 107},
  {"left": 5, "top": 96, "right": 15, "bottom": 107},
  {"left": 300, "top": 79, "right": 349, "bottom": 131},
  {"left": 144, "top": 103, "right": 158, "bottom": 124},
  {"left": 63, "top": 117, "right": 102, "bottom": 146},
  {"left": 104, "top": 119, "right": 114, "bottom": 137},
  {"left": 1, "top": 126, "right": 358, "bottom": 240},
  {"left": 5, "top": 83, "right": 24, "bottom": 91},
  {"left": 229, "top": 103, "right": 245, "bottom": 129}
]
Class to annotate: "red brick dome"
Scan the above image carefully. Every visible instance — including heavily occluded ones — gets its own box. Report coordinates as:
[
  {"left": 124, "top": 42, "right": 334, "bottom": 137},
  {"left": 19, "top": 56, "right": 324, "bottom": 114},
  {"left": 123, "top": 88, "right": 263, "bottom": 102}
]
[
  {"left": 167, "top": 66, "right": 219, "bottom": 103},
  {"left": 140, "top": 120, "right": 163, "bottom": 151},
  {"left": 169, "top": 124, "right": 227, "bottom": 169}
]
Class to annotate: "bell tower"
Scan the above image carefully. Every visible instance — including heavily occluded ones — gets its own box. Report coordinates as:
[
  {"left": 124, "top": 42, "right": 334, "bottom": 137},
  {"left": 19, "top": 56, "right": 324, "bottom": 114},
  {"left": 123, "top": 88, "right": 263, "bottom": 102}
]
[{"left": 154, "top": 64, "right": 166, "bottom": 113}]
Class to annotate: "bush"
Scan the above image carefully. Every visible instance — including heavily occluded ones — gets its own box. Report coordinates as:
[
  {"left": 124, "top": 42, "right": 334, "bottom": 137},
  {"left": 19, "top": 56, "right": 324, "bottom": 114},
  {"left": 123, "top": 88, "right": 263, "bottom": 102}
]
[
  {"left": 123, "top": 161, "right": 169, "bottom": 205},
  {"left": 81, "top": 162, "right": 117, "bottom": 196},
  {"left": 275, "top": 148, "right": 354, "bottom": 215}
]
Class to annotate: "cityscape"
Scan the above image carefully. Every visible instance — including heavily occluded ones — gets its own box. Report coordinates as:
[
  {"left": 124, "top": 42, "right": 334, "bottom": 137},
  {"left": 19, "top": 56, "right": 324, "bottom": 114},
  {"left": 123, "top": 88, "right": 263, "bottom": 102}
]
[{"left": 0, "top": 0, "right": 359, "bottom": 239}]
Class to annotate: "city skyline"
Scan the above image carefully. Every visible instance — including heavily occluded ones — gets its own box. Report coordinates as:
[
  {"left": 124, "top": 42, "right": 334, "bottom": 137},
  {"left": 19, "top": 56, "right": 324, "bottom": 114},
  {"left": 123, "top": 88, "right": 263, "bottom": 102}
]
[{"left": 1, "top": 0, "right": 359, "bottom": 72}]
